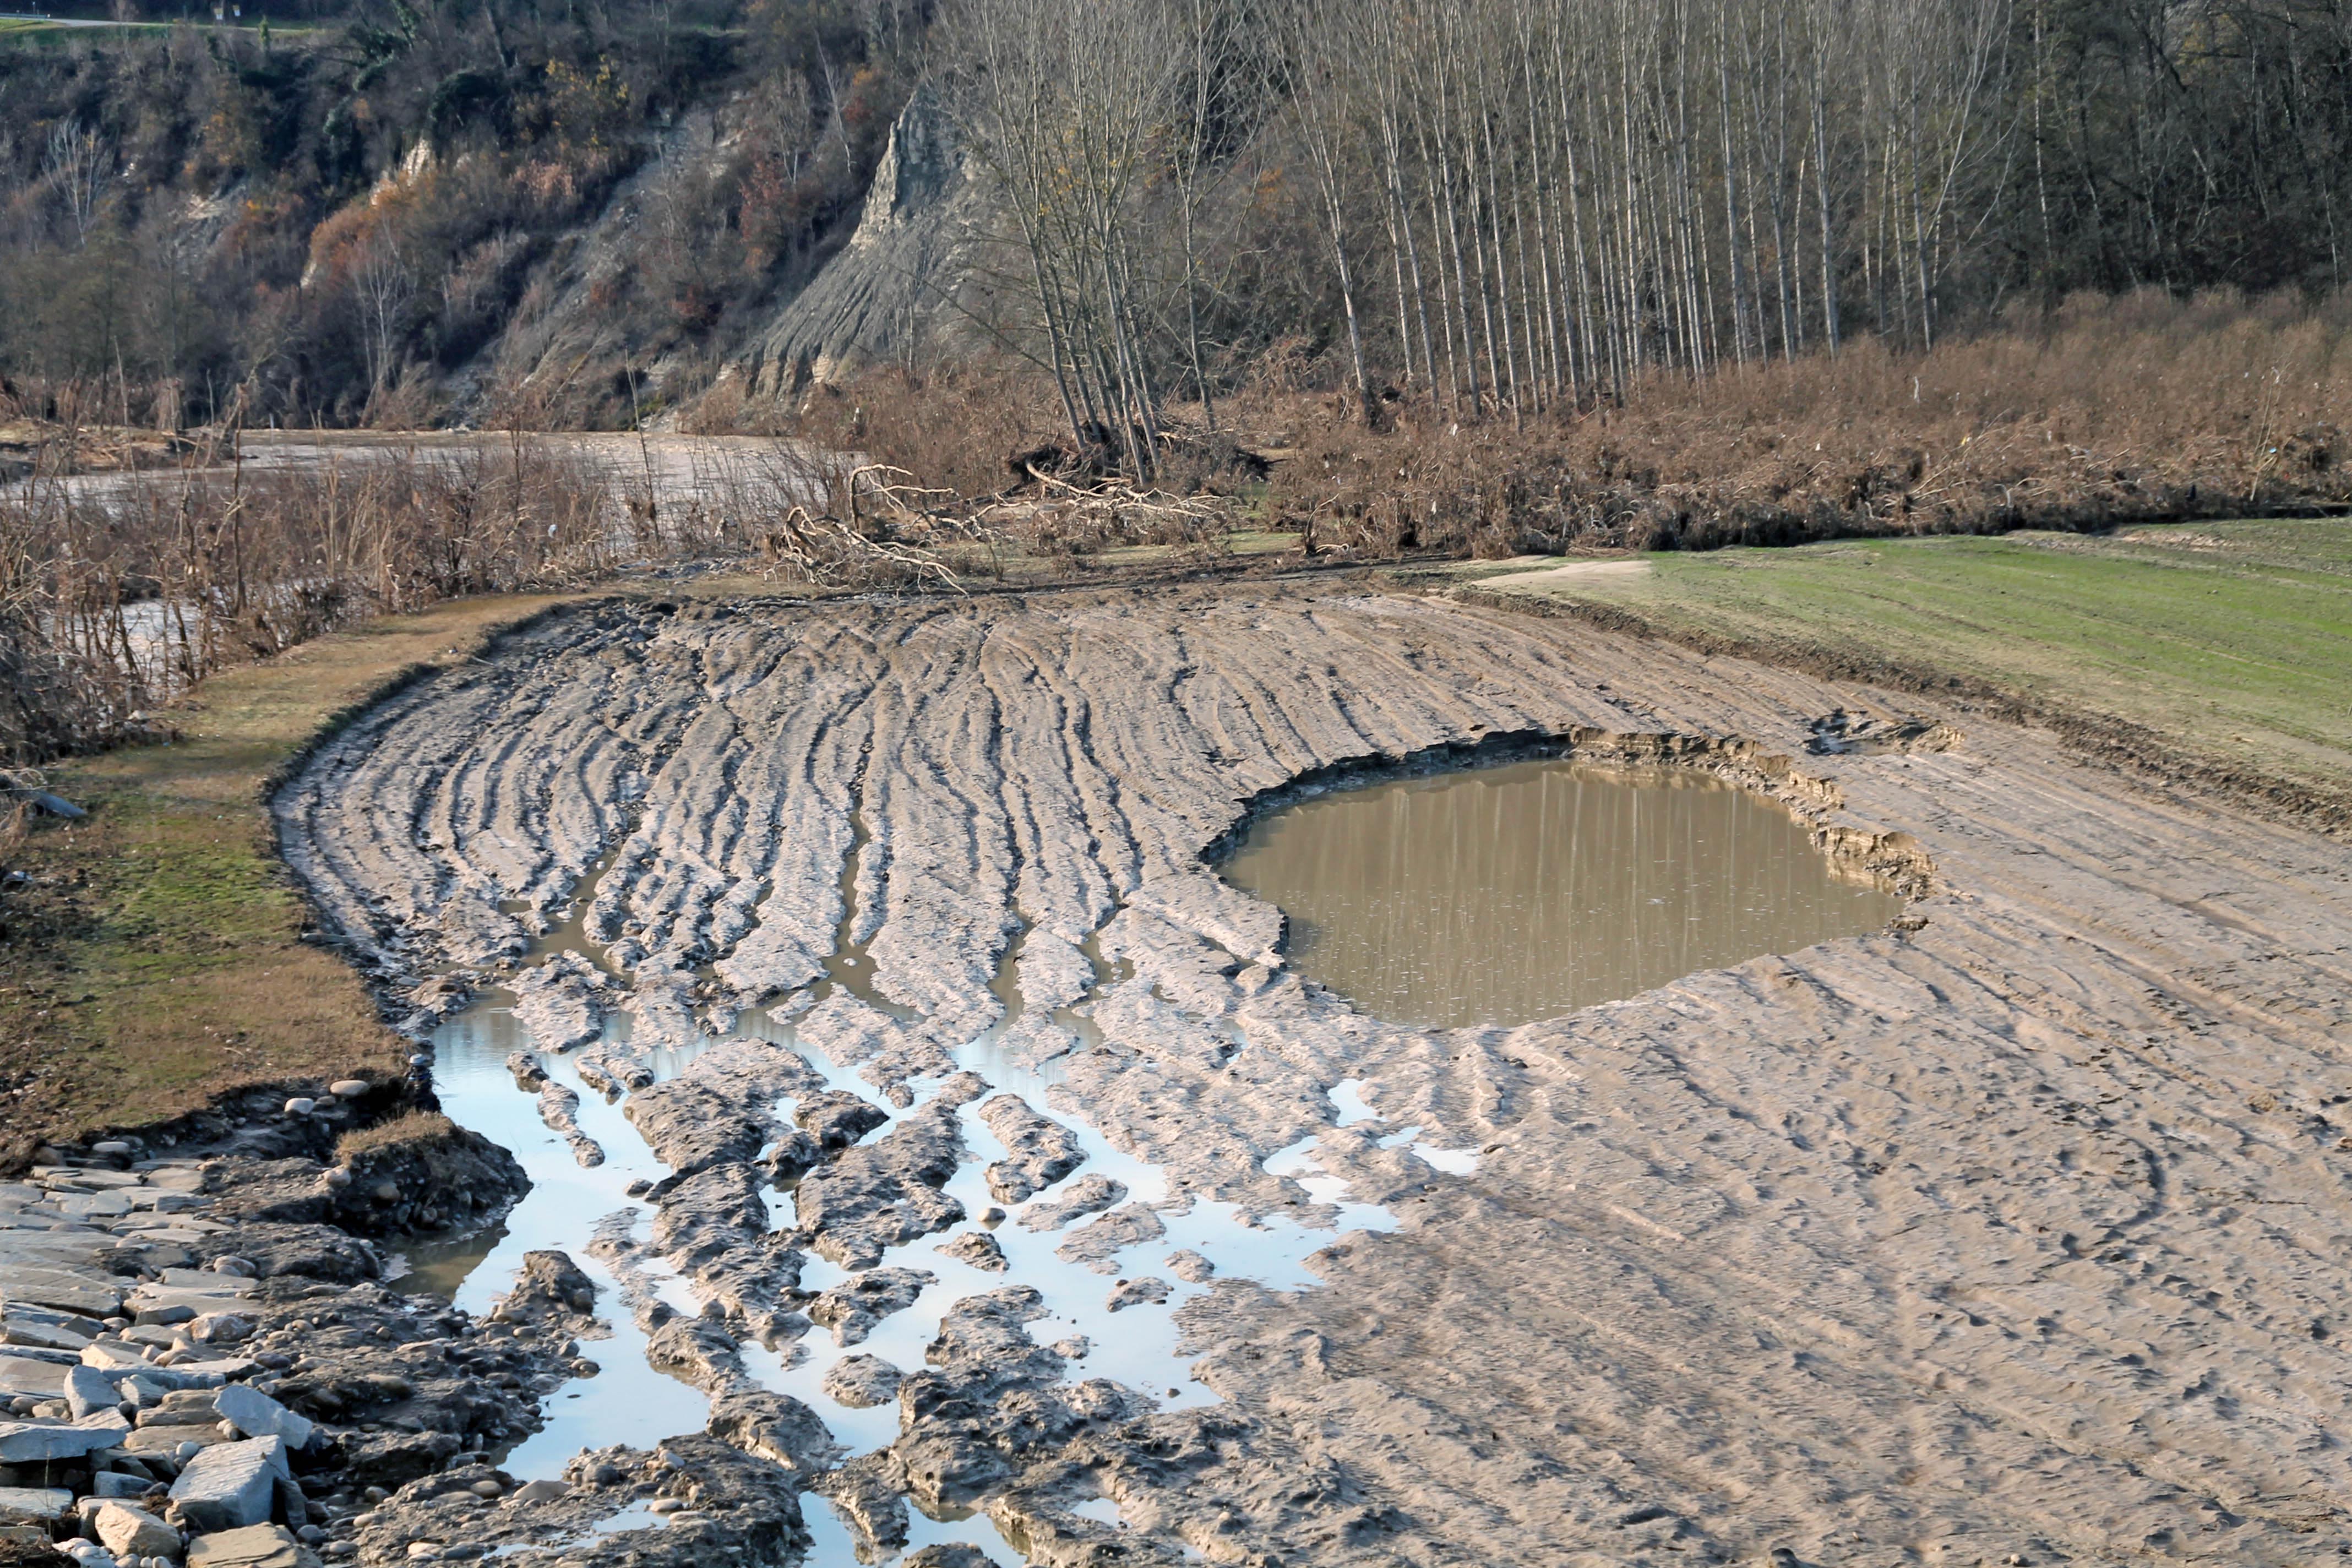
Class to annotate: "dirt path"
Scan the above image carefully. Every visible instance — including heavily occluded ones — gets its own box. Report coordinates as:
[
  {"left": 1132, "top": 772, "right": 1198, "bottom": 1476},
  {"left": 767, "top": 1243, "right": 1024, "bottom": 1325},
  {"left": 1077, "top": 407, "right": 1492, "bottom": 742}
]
[{"left": 275, "top": 583, "right": 2352, "bottom": 1565}]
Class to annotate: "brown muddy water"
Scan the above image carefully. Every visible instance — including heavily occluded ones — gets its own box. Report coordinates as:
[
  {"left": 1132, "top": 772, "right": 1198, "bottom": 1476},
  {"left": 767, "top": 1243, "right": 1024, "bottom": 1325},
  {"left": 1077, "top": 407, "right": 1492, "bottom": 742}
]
[{"left": 1218, "top": 760, "right": 1904, "bottom": 1029}]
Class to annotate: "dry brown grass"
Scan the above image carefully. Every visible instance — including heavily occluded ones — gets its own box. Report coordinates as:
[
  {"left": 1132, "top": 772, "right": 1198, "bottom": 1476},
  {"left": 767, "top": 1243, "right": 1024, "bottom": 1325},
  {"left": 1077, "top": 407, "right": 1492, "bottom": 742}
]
[{"left": 336, "top": 1109, "right": 461, "bottom": 1159}]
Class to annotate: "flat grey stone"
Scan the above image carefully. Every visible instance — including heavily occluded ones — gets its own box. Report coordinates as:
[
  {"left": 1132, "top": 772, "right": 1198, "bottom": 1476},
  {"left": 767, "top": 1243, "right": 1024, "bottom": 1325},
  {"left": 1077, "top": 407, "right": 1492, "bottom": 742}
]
[
  {"left": 168, "top": 1435, "right": 288, "bottom": 1532},
  {"left": 0, "top": 1267, "right": 122, "bottom": 1316},
  {"left": 213, "top": 1385, "right": 313, "bottom": 1449},
  {"left": 2, "top": 1303, "right": 101, "bottom": 1351},
  {"left": 187, "top": 1522, "right": 302, "bottom": 1568},
  {"left": 0, "top": 1417, "right": 132, "bottom": 1462},
  {"left": 0, "top": 1355, "right": 69, "bottom": 1400},
  {"left": 0, "top": 1487, "right": 72, "bottom": 1524}
]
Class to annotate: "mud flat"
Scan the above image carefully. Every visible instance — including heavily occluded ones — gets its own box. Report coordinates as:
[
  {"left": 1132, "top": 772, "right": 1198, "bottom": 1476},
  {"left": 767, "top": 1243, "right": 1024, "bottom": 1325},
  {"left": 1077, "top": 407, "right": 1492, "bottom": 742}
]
[{"left": 274, "top": 584, "right": 2352, "bottom": 1565}]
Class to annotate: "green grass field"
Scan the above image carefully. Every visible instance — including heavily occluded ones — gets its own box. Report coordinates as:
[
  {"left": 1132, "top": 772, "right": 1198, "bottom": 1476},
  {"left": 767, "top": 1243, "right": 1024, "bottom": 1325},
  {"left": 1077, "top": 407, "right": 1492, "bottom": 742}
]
[{"left": 1454, "top": 520, "right": 2352, "bottom": 813}]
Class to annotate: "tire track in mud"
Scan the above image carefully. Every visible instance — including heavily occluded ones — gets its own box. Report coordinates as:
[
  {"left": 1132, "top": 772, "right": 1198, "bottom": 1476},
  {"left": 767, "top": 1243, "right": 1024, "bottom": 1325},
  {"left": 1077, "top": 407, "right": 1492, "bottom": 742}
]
[{"left": 278, "top": 584, "right": 2352, "bottom": 1566}]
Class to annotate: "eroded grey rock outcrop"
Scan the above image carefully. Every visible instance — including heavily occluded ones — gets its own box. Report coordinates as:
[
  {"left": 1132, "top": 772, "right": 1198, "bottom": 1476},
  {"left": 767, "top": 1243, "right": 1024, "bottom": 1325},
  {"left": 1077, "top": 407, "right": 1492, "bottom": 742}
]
[{"left": 727, "top": 87, "right": 984, "bottom": 400}]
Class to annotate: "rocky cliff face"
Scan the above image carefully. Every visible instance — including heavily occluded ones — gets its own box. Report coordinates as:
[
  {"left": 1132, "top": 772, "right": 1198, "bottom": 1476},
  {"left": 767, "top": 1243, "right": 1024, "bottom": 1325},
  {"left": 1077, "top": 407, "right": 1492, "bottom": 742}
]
[{"left": 721, "top": 88, "right": 986, "bottom": 404}]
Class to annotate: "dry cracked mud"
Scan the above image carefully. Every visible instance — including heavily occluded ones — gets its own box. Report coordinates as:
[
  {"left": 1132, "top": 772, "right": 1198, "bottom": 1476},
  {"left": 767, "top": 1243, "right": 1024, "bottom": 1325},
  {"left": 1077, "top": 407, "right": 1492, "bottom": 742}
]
[{"left": 273, "top": 583, "right": 2352, "bottom": 1565}]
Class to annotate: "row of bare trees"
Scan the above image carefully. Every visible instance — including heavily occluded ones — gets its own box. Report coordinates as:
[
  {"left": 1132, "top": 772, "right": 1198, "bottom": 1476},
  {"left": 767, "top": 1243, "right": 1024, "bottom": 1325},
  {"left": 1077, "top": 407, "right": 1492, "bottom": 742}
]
[{"left": 935, "top": 0, "right": 2352, "bottom": 450}]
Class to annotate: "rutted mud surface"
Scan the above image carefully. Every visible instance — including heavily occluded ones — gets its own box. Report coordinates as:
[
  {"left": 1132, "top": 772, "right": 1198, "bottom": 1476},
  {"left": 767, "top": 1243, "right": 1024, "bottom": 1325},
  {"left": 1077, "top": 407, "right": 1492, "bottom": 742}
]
[{"left": 275, "top": 585, "right": 2352, "bottom": 1565}]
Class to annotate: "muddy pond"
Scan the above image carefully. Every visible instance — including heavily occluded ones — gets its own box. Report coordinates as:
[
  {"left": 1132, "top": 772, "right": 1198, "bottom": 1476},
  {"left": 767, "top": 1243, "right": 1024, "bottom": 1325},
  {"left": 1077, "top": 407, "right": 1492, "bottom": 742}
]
[
  {"left": 407, "top": 757, "right": 1898, "bottom": 1565},
  {"left": 1218, "top": 759, "right": 1905, "bottom": 1028}
]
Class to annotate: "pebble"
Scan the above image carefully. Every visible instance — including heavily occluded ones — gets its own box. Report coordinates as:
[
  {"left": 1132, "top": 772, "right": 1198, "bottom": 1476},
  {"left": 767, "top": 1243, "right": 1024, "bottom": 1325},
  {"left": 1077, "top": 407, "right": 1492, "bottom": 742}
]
[
  {"left": 91, "top": 1142, "right": 133, "bottom": 1157},
  {"left": 281, "top": 1099, "right": 315, "bottom": 1118},
  {"left": 468, "top": 1480, "right": 501, "bottom": 1499},
  {"left": 329, "top": 1081, "right": 371, "bottom": 1099}
]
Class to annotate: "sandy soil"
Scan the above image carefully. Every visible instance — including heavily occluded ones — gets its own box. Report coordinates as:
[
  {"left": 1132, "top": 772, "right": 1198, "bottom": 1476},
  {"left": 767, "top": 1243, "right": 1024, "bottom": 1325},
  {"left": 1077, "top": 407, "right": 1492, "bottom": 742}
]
[{"left": 273, "top": 582, "right": 2352, "bottom": 1565}]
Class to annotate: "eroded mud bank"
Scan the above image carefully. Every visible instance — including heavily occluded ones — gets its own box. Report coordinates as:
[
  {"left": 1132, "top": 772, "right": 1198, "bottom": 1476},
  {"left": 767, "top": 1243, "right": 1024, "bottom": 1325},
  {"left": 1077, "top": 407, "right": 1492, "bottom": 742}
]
[{"left": 275, "top": 585, "right": 2352, "bottom": 1565}]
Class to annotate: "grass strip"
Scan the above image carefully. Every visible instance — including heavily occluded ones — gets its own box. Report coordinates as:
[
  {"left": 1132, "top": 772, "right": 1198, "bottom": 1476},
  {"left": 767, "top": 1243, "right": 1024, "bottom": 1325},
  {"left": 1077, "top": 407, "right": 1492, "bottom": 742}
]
[
  {"left": 0, "top": 590, "right": 585, "bottom": 1168},
  {"left": 1452, "top": 520, "right": 2352, "bottom": 835}
]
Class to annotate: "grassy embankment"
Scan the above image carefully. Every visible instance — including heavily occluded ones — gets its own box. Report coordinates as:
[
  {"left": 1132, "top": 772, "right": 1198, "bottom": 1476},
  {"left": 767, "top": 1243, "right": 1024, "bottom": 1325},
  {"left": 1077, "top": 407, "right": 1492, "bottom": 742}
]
[
  {"left": 1450, "top": 519, "right": 2352, "bottom": 832},
  {"left": 0, "top": 590, "right": 600, "bottom": 1169}
]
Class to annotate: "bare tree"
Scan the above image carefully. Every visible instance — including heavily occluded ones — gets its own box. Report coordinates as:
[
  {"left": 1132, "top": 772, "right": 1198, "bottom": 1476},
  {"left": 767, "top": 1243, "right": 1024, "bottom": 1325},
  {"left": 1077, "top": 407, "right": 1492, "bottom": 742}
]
[{"left": 43, "top": 120, "right": 109, "bottom": 248}]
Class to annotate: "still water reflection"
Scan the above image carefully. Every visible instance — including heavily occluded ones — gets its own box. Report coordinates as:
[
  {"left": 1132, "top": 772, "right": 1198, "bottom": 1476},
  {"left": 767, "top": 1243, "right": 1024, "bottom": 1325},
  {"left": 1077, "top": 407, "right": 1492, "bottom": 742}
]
[{"left": 1218, "top": 760, "right": 1903, "bottom": 1028}]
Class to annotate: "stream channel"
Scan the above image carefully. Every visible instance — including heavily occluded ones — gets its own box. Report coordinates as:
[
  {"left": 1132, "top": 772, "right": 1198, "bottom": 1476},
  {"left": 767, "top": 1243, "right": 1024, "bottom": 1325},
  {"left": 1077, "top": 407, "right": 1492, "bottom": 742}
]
[{"left": 404, "top": 759, "right": 1900, "bottom": 1564}]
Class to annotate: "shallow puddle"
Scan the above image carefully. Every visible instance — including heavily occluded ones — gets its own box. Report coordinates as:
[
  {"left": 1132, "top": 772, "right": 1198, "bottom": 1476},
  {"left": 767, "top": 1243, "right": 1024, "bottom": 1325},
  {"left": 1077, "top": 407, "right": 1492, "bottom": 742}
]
[{"left": 1217, "top": 759, "right": 1904, "bottom": 1028}]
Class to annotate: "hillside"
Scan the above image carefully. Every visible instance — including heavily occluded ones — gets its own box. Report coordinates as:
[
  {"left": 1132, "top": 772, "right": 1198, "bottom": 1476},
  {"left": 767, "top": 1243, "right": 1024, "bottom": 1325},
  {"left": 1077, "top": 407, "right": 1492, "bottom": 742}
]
[{"left": 0, "top": 1, "right": 929, "bottom": 430}]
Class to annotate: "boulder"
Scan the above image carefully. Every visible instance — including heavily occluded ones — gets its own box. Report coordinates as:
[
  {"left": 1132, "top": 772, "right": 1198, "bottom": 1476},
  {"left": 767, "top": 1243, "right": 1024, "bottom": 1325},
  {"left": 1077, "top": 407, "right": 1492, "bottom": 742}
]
[
  {"left": 167, "top": 1436, "right": 288, "bottom": 1532},
  {"left": 91, "top": 1504, "right": 178, "bottom": 1560},
  {"left": 211, "top": 1387, "right": 312, "bottom": 1450},
  {"left": 62, "top": 1366, "right": 117, "bottom": 1420},
  {"left": 184, "top": 1524, "right": 301, "bottom": 1568}
]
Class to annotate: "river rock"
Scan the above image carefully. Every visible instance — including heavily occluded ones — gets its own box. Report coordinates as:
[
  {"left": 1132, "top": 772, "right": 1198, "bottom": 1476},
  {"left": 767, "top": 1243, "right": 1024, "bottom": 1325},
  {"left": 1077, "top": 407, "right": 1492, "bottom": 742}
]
[
  {"left": 1, "top": 1304, "right": 101, "bottom": 1353},
  {"left": 328, "top": 1081, "right": 372, "bottom": 1100},
  {"left": 167, "top": 1436, "right": 288, "bottom": 1531},
  {"left": 92, "top": 1502, "right": 178, "bottom": 1560},
  {"left": 213, "top": 1386, "right": 313, "bottom": 1449},
  {"left": 976, "top": 1096, "right": 1084, "bottom": 1205},
  {"left": 3, "top": 1271, "right": 123, "bottom": 1319},
  {"left": 0, "top": 1359, "right": 68, "bottom": 1402}
]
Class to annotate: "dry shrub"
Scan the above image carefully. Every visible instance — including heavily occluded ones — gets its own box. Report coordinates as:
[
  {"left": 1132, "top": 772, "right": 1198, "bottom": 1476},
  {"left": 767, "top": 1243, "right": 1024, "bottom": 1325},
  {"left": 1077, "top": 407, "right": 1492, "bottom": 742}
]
[
  {"left": 0, "top": 437, "right": 687, "bottom": 765},
  {"left": 1256, "top": 288, "right": 2352, "bottom": 557},
  {"left": 784, "top": 290, "right": 2352, "bottom": 563}
]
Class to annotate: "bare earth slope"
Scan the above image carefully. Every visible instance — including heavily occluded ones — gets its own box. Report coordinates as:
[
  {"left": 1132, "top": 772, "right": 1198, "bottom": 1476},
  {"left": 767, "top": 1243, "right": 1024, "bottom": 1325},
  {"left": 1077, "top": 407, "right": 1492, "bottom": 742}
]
[{"left": 275, "top": 585, "right": 2352, "bottom": 1565}]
